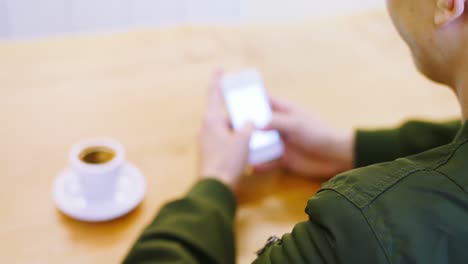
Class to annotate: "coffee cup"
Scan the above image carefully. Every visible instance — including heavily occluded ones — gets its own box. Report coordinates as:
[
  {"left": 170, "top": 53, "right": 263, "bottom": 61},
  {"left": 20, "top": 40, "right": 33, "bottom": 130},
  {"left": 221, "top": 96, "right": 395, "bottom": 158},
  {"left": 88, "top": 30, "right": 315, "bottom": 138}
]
[{"left": 69, "top": 138, "right": 125, "bottom": 202}]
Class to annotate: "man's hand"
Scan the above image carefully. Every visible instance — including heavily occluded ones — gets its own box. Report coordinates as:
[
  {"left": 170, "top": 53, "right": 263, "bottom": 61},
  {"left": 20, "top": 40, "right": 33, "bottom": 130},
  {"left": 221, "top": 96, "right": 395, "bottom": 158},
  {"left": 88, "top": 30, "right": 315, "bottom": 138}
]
[
  {"left": 198, "top": 71, "right": 255, "bottom": 193},
  {"left": 254, "top": 97, "right": 354, "bottom": 180}
]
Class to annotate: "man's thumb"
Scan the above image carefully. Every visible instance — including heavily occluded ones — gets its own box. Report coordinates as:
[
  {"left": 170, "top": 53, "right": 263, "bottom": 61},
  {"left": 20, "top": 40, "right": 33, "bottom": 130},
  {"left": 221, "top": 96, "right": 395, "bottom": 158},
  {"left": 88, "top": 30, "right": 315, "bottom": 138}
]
[
  {"left": 263, "top": 113, "right": 293, "bottom": 134},
  {"left": 238, "top": 122, "right": 255, "bottom": 143}
]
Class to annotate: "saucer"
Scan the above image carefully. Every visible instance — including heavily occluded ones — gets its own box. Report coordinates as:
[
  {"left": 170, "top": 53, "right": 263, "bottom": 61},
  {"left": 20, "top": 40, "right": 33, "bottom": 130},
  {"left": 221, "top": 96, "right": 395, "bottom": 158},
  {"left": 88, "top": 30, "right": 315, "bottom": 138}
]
[{"left": 53, "top": 162, "right": 146, "bottom": 222}]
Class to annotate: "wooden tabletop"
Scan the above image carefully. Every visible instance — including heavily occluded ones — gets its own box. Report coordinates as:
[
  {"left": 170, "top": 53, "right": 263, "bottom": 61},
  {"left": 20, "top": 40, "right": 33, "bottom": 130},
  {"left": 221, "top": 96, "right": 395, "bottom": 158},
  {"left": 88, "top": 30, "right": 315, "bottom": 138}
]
[{"left": 0, "top": 11, "right": 460, "bottom": 264}]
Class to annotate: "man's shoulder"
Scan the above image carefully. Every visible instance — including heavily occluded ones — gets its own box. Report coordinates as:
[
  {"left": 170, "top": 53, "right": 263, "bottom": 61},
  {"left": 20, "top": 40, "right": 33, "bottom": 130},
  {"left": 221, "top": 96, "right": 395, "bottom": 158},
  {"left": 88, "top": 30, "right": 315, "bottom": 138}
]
[
  {"left": 312, "top": 139, "right": 468, "bottom": 263},
  {"left": 319, "top": 141, "right": 459, "bottom": 209}
]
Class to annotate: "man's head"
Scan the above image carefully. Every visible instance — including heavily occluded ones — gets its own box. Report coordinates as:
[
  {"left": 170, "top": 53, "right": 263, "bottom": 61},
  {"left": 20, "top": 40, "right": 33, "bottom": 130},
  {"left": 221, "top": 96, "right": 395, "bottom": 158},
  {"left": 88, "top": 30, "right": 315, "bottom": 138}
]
[{"left": 387, "top": 0, "right": 468, "bottom": 87}]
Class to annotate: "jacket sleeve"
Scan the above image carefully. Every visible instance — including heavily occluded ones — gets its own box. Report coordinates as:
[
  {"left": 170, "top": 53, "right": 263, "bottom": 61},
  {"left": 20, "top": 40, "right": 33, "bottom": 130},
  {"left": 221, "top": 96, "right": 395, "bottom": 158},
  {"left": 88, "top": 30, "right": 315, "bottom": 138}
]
[
  {"left": 123, "top": 179, "right": 237, "bottom": 264},
  {"left": 252, "top": 189, "right": 388, "bottom": 263},
  {"left": 355, "top": 120, "right": 460, "bottom": 168}
]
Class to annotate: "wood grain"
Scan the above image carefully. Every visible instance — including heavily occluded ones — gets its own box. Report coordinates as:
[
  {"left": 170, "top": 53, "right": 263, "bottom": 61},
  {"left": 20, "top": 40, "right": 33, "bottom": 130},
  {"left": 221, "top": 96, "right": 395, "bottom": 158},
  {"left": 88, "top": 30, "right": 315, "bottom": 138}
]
[{"left": 0, "top": 11, "right": 459, "bottom": 264}]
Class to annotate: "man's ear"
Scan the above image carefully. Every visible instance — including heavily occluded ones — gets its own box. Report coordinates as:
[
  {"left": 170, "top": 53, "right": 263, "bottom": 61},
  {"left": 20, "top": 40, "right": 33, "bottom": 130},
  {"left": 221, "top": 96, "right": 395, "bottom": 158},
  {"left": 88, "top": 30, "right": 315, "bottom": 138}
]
[{"left": 435, "top": 0, "right": 466, "bottom": 26}]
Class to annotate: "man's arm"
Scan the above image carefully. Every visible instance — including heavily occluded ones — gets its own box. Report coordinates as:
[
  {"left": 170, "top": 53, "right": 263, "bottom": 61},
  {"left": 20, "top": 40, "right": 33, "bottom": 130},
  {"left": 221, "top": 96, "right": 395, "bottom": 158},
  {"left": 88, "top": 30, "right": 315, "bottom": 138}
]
[
  {"left": 354, "top": 120, "right": 460, "bottom": 168},
  {"left": 123, "top": 180, "right": 386, "bottom": 264},
  {"left": 123, "top": 179, "right": 236, "bottom": 264}
]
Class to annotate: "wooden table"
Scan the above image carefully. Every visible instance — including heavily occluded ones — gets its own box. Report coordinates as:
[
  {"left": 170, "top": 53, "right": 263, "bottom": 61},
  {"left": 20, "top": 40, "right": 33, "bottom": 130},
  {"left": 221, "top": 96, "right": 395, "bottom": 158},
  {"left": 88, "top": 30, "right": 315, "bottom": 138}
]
[{"left": 0, "top": 11, "right": 459, "bottom": 264}]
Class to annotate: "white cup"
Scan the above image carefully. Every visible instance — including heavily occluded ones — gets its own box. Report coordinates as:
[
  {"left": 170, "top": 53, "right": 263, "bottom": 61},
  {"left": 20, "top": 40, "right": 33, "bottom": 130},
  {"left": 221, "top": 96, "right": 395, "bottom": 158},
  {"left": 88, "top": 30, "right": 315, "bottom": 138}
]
[{"left": 69, "top": 138, "right": 125, "bottom": 202}]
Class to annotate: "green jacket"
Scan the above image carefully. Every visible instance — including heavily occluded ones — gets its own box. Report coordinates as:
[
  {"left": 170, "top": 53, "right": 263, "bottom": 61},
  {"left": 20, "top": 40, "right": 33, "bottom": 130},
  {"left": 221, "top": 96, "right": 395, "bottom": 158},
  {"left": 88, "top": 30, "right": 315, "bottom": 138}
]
[{"left": 124, "top": 120, "right": 464, "bottom": 263}]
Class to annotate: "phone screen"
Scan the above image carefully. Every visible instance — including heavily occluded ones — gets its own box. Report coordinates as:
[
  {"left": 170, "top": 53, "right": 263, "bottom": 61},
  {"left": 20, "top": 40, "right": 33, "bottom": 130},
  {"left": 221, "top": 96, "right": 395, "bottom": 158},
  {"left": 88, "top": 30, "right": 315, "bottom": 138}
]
[{"left": 223, "top": 83, "right": 281, "bottom": 150}]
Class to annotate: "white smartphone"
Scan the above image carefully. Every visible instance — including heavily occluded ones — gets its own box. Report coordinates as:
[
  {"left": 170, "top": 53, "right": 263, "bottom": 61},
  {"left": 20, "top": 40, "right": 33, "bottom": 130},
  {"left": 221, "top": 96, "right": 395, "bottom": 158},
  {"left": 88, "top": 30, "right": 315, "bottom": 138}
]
[{"left": 221, "top": 69, "right": 284, "bottom": 165}]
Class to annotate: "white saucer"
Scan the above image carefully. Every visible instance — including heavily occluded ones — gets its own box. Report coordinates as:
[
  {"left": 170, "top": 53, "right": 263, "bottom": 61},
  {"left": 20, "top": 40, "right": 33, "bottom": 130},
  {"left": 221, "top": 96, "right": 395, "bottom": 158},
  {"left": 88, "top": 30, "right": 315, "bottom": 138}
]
[{"left": 53, "top": 162, "right": 146, "bottom": 222}]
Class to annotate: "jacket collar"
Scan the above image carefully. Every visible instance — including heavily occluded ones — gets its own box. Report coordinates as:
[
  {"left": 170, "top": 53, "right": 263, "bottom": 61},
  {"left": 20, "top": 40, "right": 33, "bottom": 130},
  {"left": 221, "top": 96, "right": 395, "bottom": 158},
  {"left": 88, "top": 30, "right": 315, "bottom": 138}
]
[{"left": 454, "top": 120, "right": 468, "bottom": 143}]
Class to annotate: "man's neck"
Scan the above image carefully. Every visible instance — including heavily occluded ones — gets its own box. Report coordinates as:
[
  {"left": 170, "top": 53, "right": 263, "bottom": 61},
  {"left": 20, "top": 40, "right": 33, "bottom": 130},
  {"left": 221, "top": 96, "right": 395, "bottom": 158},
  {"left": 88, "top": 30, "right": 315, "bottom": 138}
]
[
  {"left": 455, "top": 80, "right": 468, "bottom": 121},
  {"left": 453, "top": 48, "right": 468, "bottom": 121}
]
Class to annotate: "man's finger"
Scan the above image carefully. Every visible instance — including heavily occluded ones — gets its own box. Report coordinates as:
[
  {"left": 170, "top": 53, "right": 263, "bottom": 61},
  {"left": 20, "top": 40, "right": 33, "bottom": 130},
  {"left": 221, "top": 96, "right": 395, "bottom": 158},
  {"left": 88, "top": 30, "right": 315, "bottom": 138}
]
[
  {"left": 237, "top": 122, "right": 255, "bottom": 150},
  {"left": 269, "top": 96, "right": 295, "bottom": 113},
  {"left": 283, "top": 151, "right": 338, "bottom": 179},
  {"left": 263, "top": 113, "right": 295, "bottom": 136},
  {"left": 253, "top": 159, "right": 282, "bottom": 174},
  {"left": 207, "top": 69, "right": 225, "bottom": 114},
  {"left": 238, "top": 122, "right": 256, "bottom": 141},
  {"left": 204, "top": 69, "right": 230, "bottom": 129}
]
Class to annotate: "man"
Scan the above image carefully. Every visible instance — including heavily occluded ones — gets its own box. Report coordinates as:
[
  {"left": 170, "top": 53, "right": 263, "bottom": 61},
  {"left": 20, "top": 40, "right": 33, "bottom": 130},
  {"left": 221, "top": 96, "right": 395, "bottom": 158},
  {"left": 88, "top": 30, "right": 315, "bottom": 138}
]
[{"left": 124, "top": 0, "right": 468, "bottom": 263}]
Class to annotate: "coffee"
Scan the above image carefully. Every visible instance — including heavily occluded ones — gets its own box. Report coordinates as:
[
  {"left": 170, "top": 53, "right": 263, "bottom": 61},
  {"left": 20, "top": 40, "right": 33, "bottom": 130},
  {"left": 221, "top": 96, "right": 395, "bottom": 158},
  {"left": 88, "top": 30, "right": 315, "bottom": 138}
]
[{"left": 79, "top": 146, "right": 116, "bottom": 164}]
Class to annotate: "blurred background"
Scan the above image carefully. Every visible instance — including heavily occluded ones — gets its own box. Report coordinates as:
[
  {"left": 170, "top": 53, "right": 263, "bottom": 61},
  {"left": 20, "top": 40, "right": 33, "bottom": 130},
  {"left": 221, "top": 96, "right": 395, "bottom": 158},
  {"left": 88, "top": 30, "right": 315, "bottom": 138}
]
[{"left": 0, "top": 0, "right": 385, "bottom": 40}]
